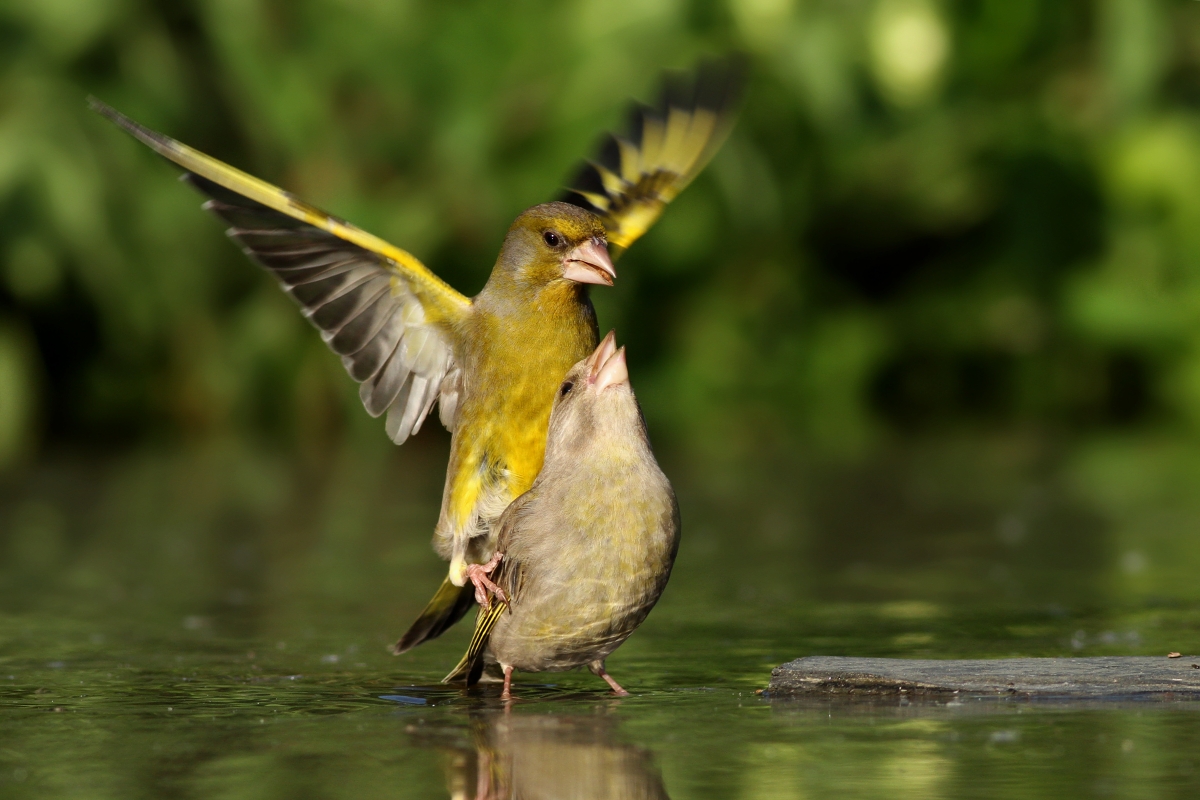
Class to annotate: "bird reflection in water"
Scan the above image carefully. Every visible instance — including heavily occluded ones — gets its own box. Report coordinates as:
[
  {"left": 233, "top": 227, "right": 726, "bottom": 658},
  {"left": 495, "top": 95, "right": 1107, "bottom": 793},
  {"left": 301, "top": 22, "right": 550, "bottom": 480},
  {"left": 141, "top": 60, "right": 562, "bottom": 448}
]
[{"left": 412, "top": 707, "right": 670, "bottom": 800}]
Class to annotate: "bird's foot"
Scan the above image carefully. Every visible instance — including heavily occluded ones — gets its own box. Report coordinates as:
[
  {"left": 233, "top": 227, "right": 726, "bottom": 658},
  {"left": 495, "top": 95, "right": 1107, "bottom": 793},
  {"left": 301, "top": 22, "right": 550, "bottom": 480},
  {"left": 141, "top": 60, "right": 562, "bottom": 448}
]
[
  {"left": 592, "top": 664, "right": 630, "bottom": 697},
  {"left": 600, "top": 673, "right": 629, "bottom": 697},
  {"left": 467, "top": 552, "right": 506, "bottom": 607}
]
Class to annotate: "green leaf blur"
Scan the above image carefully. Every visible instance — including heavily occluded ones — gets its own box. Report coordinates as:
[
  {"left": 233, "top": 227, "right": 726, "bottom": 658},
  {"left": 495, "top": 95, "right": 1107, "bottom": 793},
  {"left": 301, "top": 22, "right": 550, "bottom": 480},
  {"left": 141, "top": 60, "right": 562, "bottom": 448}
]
[{"left": 2, "top": 0, "right": 1200, "bottom": 464}]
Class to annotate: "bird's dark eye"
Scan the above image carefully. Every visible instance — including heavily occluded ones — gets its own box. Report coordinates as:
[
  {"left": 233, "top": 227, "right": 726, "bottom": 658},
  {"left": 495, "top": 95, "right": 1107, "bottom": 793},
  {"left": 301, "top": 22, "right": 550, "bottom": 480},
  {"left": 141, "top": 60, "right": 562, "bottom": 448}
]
[
  {"left": 543, "top": 231, "right": 561, "bottom": 247},
  {"left": 558, "top": 381, "right": 574, "bottom": 397}
]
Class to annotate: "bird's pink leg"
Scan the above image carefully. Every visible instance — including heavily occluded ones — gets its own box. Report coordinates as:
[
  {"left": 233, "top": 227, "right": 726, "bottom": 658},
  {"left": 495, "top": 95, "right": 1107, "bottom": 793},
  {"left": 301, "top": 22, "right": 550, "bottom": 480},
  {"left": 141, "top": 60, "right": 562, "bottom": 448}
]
[
  {"left": 591, "top": 662, "right": 630, "bottom": 696},
  {"left": 466, "top": 551, "right": 506, "bottom": 607},
  {"left": 500, "top": 665, "right": 514, "bottom": 700}
]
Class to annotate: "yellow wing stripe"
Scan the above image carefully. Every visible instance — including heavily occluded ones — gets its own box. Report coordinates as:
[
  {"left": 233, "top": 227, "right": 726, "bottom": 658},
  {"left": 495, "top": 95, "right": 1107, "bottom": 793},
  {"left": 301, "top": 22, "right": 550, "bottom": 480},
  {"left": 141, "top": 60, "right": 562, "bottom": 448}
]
[
  {"left": 640, "top": 118, "right": 665, "bottom": 177},
  {"left": 88, "top": 97, "right": 469, "bottom": 319},
  {"left": 576, "top": 190, "right": 611, "bottom": 212},
  {"left": 596, "top": 164, "right": 625, "bottom": 198},
  {"left": 618, "top": 139, "right": 641, "bottom": 184}
]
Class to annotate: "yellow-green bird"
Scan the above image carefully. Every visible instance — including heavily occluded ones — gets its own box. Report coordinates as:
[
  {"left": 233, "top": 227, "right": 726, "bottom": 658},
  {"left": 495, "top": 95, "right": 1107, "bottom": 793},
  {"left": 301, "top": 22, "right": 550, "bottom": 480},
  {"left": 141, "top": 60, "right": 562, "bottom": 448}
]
[
  {"left": 445, "top": 335, "right": 680, "bottom": 697},
  {"left": 89, "top": 58, "right": 739, "bottom": 652}
]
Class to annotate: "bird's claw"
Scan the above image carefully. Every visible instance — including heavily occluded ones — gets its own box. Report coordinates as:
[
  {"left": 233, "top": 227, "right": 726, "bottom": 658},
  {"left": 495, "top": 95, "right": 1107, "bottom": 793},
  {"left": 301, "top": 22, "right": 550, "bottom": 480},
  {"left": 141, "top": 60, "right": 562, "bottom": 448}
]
[{"left": 467, "top": 552, "right": 507, "bottom": 607}]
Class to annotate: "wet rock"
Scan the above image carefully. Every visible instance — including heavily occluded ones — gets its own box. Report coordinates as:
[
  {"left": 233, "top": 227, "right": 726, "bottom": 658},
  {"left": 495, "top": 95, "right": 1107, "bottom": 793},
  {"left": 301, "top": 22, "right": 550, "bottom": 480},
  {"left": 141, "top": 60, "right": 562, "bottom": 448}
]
[{"left": 769, "top": 656, "right": 1200, "bottom": 699}]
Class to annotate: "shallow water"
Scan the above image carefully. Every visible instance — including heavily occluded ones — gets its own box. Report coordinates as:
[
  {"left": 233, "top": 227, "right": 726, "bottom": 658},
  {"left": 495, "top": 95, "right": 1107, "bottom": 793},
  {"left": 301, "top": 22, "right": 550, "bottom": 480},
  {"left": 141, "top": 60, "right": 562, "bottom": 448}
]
[{"left": 2, "top": 432, "right": 1200, "bottom": 797}]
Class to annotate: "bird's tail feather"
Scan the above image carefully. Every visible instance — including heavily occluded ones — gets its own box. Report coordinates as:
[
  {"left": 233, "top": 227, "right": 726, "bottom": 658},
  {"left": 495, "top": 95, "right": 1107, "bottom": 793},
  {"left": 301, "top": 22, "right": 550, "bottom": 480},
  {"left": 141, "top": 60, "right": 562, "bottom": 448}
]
[
  {"left": 392, "top": 577, "right": 476, "bottom": 655},
  {"left": 443, "top": 600, "right": 508, "bottom": 685}
]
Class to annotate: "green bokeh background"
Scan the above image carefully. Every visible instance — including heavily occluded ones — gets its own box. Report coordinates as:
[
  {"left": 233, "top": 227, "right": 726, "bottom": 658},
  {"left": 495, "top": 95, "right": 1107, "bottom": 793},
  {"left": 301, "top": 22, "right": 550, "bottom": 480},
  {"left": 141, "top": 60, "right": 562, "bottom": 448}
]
[
  {"left": 4, "top": 0, "right": 1199, "bottom": 463},
  {"left": 7, "top": 5, "right": 1200, "bottom": 798}
]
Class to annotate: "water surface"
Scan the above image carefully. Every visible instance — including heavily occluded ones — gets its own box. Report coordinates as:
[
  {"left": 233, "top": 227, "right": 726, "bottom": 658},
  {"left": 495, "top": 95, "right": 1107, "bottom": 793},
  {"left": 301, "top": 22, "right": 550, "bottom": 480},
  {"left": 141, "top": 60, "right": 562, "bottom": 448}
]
[{"left": 2, "top": 433, "right": 1199, "bottom": 797}]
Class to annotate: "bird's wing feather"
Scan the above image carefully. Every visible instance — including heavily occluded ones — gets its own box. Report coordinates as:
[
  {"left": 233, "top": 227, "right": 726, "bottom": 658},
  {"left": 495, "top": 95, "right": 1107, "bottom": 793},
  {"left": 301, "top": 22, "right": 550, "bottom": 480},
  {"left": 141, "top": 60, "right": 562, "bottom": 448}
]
[
  {"left": 391, "top": 577, "right": 477, "bottom": 656},
  {"left": 559, "top": 57, "right": 744, "bottom": 258},
  {"left": 442, "top": 597, "right": 508, "bottom": 685},
  {"left": 89, "top": 98, "right": 470, "bottom": 442},
  {"left": 441, "top": 507, "right": 527, "bottom": 685}
]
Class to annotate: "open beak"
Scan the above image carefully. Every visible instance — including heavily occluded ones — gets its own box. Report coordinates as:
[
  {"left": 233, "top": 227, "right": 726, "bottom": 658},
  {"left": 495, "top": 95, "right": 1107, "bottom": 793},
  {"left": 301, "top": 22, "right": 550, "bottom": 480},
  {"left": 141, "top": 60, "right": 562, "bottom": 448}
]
[
  {"left": 585, "top": 330, "right": 618, "bottom": 373},
  {"left": 563, "top": 237, "right": 616, "bottom": 286},
  {"left": 592, "top": 345, "right": 629, "bottom": 392}
]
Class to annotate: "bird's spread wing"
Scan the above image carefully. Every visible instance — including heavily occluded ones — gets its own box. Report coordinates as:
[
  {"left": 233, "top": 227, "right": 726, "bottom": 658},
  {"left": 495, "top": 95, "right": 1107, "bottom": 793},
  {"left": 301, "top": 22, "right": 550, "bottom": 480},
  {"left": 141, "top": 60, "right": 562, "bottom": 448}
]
[
  {"left": 90, "top": 98, "right": 471, "bottom": 443},
  {"left": 560, "top": 57, "right": 744, "bottom": 258}
]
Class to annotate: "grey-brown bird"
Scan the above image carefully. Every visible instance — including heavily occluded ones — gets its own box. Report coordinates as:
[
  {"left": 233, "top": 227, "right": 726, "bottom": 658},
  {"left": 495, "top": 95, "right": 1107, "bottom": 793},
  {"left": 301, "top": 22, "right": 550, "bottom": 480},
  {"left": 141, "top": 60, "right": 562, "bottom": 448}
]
[{"left": 445, "top": 334, "right": 680, "bottom": 697}]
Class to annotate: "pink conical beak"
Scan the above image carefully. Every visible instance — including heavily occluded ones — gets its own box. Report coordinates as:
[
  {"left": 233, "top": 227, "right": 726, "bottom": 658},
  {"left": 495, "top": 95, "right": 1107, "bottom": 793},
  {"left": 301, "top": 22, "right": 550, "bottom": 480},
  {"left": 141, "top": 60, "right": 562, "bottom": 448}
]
[
  {"left": 563, "top": 237, "right": 616, "bottom": 286},
  {"left": 593, "top": 346, "right": 628, "bottom": 391},
  {"left": 586, "top": 330, "right": 618, "bottom": 373}
]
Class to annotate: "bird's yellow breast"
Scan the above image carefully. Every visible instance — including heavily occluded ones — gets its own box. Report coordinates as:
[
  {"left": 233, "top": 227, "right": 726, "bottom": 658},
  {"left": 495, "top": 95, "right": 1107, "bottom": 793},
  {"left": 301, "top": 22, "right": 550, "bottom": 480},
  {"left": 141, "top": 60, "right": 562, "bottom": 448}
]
[{"left": 445, "top": 281, "right": 597, "bottom": 533}]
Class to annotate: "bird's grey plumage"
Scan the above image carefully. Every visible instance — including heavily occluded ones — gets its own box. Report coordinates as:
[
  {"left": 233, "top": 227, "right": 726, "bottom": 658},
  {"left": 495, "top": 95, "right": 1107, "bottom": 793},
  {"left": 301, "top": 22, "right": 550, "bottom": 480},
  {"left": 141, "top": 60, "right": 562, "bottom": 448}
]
[{"left": 445, "top": 339, "right": 680, "bottom": 690}]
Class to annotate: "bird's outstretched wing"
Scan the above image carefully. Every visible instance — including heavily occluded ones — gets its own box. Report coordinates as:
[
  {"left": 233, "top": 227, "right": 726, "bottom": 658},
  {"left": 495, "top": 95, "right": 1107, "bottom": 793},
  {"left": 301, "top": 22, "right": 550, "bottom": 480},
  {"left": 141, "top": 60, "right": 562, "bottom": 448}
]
[
  {"left": 90, "top": 98, "right": 470, "bottom": 444},
  {"left": 560, "top": 57, "right": 744, "bottom": 258}
]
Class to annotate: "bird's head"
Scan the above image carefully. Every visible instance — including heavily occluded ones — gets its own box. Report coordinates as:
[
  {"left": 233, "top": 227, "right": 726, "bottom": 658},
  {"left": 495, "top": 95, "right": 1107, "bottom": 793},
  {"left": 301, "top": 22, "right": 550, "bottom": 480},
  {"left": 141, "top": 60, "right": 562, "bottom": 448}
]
[
  {"left": 496, "top": 202, "right": 615, "bottom": 289},
  {"left": 544, "top": 331, "right": 647, "bottom": 464}
]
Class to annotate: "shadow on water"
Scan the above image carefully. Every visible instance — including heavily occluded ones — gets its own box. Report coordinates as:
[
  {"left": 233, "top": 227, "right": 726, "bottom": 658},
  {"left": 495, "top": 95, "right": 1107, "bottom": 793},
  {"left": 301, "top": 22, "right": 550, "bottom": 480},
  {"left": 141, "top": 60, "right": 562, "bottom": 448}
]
[{"left": 2, "top": 432, "right": 1200, "bottom": 796}]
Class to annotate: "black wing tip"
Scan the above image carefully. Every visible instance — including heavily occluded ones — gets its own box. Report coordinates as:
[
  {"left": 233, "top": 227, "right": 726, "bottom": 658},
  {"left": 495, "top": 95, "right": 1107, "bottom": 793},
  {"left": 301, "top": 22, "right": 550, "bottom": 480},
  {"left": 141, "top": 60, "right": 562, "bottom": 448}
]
[
  {"left": 595, "top": 133, "right": 623, "bottom": 173},
  {"left": 557, "top": 161, "right": 610, "bottom": 211},
  {"left": 466, "top": 657, "right": 485, "bottom": 687},
  {"left": 392, "top": 581, "right": 477, "bottom": 655},
  {"left": 87, "top": 95, "right": 180, "bottom": 153},
  {"left": 393, "top": 627, "right": 425, "bottom": 655},
  {"left": 182, "top": 172, "right": 226, "bottom": 200},
  {"left": 656, "top": 53, "right": 748, "bottom": 121},
  {"left": 87, "top": 95, "right": 143, "bottom": 136},
  {"left": 702, "top": 54, "right": 749, "bottom": 114}
]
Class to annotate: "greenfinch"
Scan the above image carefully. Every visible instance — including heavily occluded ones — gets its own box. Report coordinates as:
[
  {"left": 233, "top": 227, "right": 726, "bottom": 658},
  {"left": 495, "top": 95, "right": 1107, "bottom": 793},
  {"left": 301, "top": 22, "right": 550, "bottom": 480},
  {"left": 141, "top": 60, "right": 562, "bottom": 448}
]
[
  {"left": 445, "top": 335, "right": 680, "bottom": 697},
  {"left": 88, "top": 58, "right": 736, "bottom": 653}
]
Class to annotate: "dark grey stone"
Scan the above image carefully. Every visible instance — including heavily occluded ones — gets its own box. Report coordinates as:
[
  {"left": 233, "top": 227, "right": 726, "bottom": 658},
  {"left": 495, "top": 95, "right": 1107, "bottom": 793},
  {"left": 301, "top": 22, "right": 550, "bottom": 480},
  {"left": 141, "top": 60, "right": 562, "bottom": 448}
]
[{"left": 769, "top": 656, "right": 1200, "bottom": 699}]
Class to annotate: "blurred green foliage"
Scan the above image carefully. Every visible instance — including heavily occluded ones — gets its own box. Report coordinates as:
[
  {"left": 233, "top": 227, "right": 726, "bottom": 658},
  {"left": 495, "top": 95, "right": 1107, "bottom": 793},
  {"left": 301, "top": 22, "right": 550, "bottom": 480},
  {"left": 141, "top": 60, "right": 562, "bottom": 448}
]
[{"left": 5, "top": 0, "right": 1200, "bottom": 463}]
